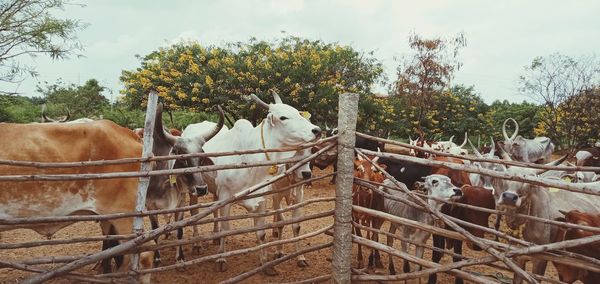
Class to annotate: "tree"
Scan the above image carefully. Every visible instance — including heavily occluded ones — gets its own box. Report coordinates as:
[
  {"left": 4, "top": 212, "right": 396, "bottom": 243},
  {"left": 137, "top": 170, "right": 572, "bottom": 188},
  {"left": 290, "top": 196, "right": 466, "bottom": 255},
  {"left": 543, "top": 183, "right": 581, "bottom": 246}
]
[
  {"left": 519, "top": 53, "right": 600, "bottom": 148},
  {"left": 37, "top": 79, "right": 109, "bottom": 118},
  {"left": 119, "top": 36, "right": 384, "bottom": 129},
  {"left": 392, "top": 32, "right": 466, "bottom": 135},
  {"left": 0, "top": 0, "right": 85, "bottom": 94}
]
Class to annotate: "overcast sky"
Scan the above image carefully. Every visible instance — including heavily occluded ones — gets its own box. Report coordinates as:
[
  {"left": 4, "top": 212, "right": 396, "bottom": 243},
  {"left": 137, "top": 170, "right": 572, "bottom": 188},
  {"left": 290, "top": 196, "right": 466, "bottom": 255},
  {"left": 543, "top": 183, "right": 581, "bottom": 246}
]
[{"left": 4, "top": 0, "right": 599, "bottom": 104}]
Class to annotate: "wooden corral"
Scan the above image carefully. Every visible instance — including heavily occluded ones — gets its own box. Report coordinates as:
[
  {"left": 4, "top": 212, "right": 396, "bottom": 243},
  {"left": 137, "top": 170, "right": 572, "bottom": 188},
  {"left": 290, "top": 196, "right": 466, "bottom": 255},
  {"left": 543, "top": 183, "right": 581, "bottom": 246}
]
[{"left": 1, "top": 93, "right": 600, "bottom": 284}]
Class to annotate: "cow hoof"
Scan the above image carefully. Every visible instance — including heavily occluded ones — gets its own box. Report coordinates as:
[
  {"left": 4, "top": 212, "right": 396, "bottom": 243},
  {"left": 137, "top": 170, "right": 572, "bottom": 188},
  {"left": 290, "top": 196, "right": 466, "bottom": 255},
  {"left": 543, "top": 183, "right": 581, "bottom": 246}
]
[
  {"left": 216, "top": 259, "right": 227, "bottom": 272},
  {"left": 274, "top": 252, "right": 285, "bottom": 259},
  {"left": 176, "top": 260, "right": 186, "bottom": 272},
  {"left": 153, "top": 258, "right": 161, "bottom": 267},
  {"left": 263, "top": 267, "right": 279, "bottom": 276},
  {"left": 192, "top": 245, "right": 202, "bottom": 254},
  {"left": 297, "top": 259, "right": 309, "bottom": 268}
]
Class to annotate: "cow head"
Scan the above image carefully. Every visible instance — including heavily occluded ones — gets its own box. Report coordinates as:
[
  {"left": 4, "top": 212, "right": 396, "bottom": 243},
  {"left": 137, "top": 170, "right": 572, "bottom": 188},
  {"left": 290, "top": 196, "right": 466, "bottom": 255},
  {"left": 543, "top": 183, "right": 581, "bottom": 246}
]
[
  {"left": 353, "top": 153, "right": 386, "bottom": 182},
  {"left": 469, "top": 137, "right": 507, "bottom": 193},
  {"left": 495, "top": 154, "right": 567, "bottom": 229},
  {"left": 250, "top": 91, "right": 321, "bottom": 145},
  {"left": 325, "top": 124, "right": 338, "bottom": 137},
  {"left": 416, "top": 175, "right": 462, "bottom": 210},
  {"left": 287, "top": 147, "right": 313, "bottom": 182},
  {"left": 153, "top": 103, "right": 225, "bottom": 196},
  {"left": 502, "top": 118, "right": 529, "bottom": 161}
]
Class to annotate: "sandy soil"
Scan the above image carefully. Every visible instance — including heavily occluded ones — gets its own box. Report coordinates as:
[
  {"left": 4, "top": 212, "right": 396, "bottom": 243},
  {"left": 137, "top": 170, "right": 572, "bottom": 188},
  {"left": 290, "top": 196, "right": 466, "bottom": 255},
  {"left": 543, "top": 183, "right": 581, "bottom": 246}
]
[{"left": 0, "top": 166, "right": 560, "bottom": 284}]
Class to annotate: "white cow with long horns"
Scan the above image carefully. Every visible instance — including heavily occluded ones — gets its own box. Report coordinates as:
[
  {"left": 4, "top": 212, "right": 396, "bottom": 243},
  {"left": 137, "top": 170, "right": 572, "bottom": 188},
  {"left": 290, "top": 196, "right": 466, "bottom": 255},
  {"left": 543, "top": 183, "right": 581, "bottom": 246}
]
[
  {"left": 502, "top": 118, "right": 554, "bottom": 164},
  {"left": 182, "top": 91, "right": 321, "bottom": 276}
]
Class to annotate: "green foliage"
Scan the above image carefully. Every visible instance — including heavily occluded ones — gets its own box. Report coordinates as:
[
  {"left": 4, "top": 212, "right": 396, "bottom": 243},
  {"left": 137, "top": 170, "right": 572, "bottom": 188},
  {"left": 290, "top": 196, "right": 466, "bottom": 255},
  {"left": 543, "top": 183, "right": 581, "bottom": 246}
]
[
  {"left": 0, "top": 94, "right": 42, "bottom": 122},
  {"left": 0, "top": 0, "right": 85, "bottom": 92},
  {"left": 37, "top": 79, "right": 110, "bottom": 118},
  {"left": 119, "top": 36, "right": 384, "bottom": 130}
]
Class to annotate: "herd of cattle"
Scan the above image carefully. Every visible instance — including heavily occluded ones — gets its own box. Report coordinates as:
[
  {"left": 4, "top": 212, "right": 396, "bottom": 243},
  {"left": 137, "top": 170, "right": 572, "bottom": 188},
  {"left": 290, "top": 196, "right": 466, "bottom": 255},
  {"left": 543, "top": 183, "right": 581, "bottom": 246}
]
[{"left": 1, "top": 92, "right": 600, "bottom": 283}]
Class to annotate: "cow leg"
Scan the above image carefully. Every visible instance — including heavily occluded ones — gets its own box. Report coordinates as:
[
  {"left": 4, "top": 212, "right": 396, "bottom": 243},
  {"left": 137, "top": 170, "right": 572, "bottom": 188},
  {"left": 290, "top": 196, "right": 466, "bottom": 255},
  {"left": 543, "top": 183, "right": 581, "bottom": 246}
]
[
  {"left": 401, "top": 240, "right": 410, "bottom": 273},
  {"left": 212, "top": 193, "right": 220, "bottom": 245},
  {"left": 370, "top": 217, "right": 384, "bottom": 269},
  {"left": 387, "top": 223, "right": 397, "bottom": 275},
  {"left": 99, "top": 222, "right": 120, "bottom": 273},
  {"left": 174, "top": 211, "right": 185, "bottom": 265},
  {"left": 291, "top": 188, "right": 308, "bottom": 268},
  {"left": 149, "top": 214, "right": 162, "bottom": 266},
  {"left": 110, "top": 218, "right": 133, "bottom": 273},
  {"left": 453, "top": 240, "right": 464, "bottom": 284},
  {"left": 216, "top": 204, "right": 231, "bottom": 272},
  {"left": 254, "top": 201, "right": 278, "bottom": 276},
  {"left": 531, "top": 259, "right": 548, "bottom": 283},
  {"left": 354, "top": 217, "right": 364, "bottom": 269},
  {"left": 163, "top": 214, "right": 172, "bottom": 240},
  {"left": 330, "top": 164, "right": 337, "bottom": 184},
  {"left": 512, "top": 258, "right": 527, "bottom": 284},
  {"left": 494, "top": 215, "right": 502, "bottom": 241},
  {"left": 428, "top": 234, "right": 445, "bottom": 284},
  {"left": 415, "top": 243, "right": 426, "bottom": 284},
  {"left": 189, "top": 194, "right": 202, "bottom": 254},
  {"left": 272, "top": 195, "right": 285, "bottom": 258}
]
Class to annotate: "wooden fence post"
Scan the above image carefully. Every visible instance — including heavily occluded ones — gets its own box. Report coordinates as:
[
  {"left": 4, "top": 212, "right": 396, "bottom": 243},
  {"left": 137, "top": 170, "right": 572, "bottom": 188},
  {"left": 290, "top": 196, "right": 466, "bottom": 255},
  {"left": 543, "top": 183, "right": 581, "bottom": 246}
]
[
  {"left": 131, "top": 91, "right": 159, "bottom": 272},
  {"left": 331, "top": 92, "right": 359, "bottom": 284}
]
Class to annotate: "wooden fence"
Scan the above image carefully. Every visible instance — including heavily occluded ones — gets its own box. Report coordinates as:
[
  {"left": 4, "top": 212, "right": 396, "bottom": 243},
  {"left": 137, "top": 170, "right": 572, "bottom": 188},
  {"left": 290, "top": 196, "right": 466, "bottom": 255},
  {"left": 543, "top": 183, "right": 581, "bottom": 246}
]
[{"left": 1, "top": 92, "right": 599, "bottom": 284}]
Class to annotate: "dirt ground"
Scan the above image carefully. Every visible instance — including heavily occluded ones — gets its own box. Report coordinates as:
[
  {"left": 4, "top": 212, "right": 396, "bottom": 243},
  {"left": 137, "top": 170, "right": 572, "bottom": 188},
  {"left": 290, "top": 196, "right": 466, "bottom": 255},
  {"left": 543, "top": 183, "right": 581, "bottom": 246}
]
[{"left": 0, "top": 166, "right": 561, "bottom": 284}]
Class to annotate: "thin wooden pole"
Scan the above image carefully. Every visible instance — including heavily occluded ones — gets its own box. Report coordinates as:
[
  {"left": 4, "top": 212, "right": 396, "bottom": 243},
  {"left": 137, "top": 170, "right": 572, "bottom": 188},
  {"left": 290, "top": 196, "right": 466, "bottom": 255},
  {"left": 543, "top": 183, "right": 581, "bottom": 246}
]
[
  {"left": 131, "top": 90, "right": 158, "bottom": 272},
  {"left": 331, "top": 92, "right": 359, "bottom": 284}
]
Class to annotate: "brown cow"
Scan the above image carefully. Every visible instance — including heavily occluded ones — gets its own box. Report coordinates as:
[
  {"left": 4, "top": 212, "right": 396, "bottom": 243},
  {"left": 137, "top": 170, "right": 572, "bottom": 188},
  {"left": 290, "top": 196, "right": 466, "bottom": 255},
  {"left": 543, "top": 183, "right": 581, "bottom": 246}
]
[
  {"left": 553, "top": 210, "right": 600, "bottom": 284},
  {"left": 352, "top": 154, "right": 386, "bottom": 270},
  {"left": 428, "top": 157, "right": 495, "bottom": 284}
]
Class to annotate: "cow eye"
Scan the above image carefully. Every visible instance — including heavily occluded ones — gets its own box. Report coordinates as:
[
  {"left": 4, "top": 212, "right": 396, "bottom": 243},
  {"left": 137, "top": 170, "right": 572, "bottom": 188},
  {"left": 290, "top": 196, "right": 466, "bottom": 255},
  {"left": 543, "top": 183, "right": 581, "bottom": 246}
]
[
  {"left": 280, "top": 116, "right": 288, "bottom": 121},
  {"left": 431, "top": 179, "right": 438, "bottom": 185}
]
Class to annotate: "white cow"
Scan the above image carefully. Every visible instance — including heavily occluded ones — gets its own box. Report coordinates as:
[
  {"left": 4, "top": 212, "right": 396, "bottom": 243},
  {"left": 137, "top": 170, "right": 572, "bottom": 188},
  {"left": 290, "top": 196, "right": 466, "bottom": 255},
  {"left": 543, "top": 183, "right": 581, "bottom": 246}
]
[
  {"left": 502, "top": 118, "right": 555, "bottom": 163},
  {"left": 182, "top": 91, "right": 321, "bottom": 275}
]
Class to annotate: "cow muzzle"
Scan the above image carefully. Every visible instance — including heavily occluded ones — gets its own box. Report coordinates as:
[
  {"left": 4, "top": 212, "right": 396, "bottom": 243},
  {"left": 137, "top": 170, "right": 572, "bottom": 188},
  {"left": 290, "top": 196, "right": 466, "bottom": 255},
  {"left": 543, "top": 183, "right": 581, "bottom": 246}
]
[
  {"left": 301, "top": 171, "right": 312, "bottom": 180},
  {"left": 500, "top": 192, "right": 518, "bottom": 206},
  {"left": 194, "top": 185, "right": 208, "bottom": 196}
]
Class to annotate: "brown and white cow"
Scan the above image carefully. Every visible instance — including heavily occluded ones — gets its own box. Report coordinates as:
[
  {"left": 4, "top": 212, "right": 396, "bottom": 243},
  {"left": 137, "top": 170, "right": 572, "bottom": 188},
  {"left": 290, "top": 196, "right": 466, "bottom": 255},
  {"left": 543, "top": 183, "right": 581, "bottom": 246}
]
[
  {"left": 553, "top": 210, "right": 600, "bottom": 284},
  {"left": 0, "top": 103, "right": 217, "bottom": 276},
  {"left": 352, "top": 154, "right": 387, "bottom": 270}
]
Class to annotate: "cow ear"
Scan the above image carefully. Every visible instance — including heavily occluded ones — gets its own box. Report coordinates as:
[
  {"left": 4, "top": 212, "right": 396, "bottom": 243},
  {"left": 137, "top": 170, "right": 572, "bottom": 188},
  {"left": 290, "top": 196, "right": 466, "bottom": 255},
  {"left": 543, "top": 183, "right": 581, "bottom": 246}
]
[
  {"left": 202, "top": 158, "right": 215, "bottom": 166},
  {"left": 267, "top": 113, "right": 275, "bottom": 126}
]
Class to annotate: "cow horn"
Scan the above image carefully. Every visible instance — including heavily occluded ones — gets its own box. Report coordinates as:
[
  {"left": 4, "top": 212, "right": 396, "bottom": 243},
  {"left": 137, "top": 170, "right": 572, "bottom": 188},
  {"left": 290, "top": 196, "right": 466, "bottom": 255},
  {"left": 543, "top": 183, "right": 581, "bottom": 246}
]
[
  {"left": 41, "top": 104, "right": 56, "bottom": 122},
  {"left": 58, "top": 108, "right": 71, "bottom": 122},
  {"left": 325, "top": 123, "right": 330, "bottom": 131},
  {"left": 459, "top": 132, "right": 468, "bottom": 147},
  {"left": 249, "top": 94, "right": 270, "bottom": 110},
  {"left": 498, "top": 142, "right": 512, "bottom": 161},
  {"left": 488, "top": 137, "right": 496, "bottom": 159},
  {"left": 503, "top": 118, "right": 519, "bottom": 141},
  {"left": 202, "top": 105, "right": 225, "bottom": 142},
  {"left": 449, "top": 135, "right": 455, "bottom": 143},
  {"left": 558, "top": 209, "right": 569, "bottom": 216},
  {"left": 534, "top": 154, "right": 570, "bottom": 175},
  {"left": 271, "top": 89, "right": 283, "bottom": 104},
  {"left": 468, "top": 139, "right": 484, "bottom": 158},
  {"left": 155, "top": 103, "right": 178, "bottom": 146}
]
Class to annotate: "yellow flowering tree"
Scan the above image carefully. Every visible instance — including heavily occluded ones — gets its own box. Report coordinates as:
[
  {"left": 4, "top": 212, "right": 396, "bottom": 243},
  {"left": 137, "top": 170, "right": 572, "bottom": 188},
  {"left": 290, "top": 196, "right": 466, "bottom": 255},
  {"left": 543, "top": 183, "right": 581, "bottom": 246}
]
[{"left": 119, "top": 36, "right": 384, "bottom": 129}]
